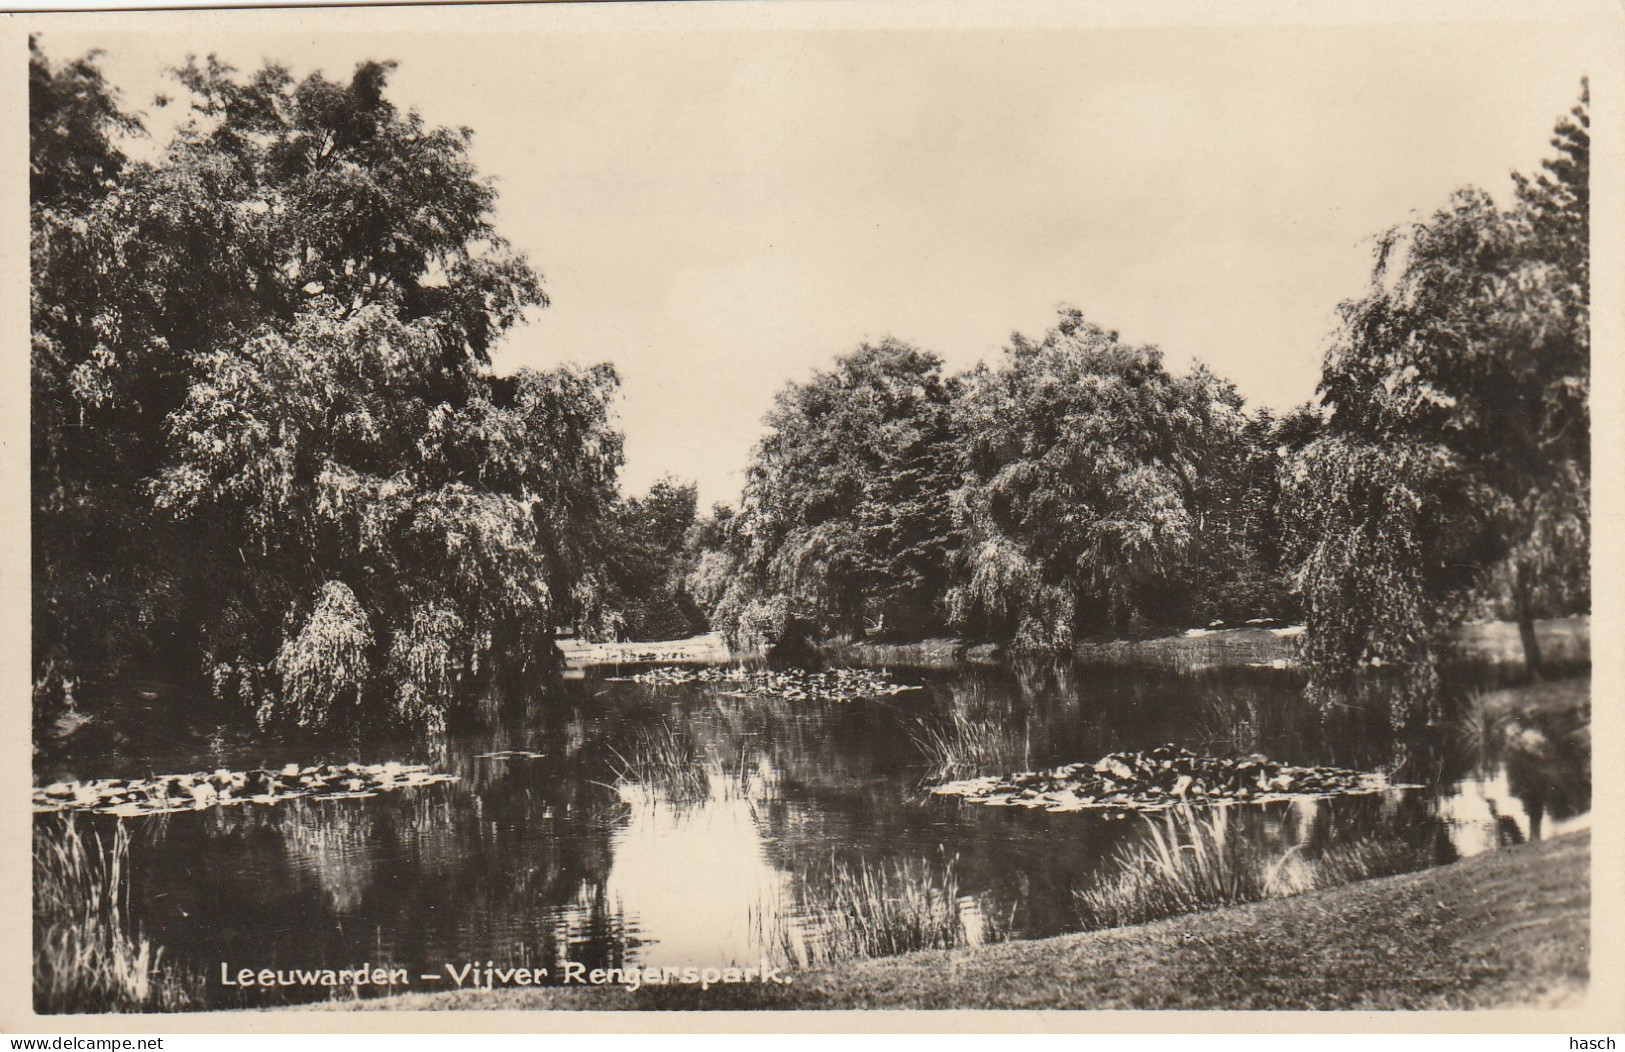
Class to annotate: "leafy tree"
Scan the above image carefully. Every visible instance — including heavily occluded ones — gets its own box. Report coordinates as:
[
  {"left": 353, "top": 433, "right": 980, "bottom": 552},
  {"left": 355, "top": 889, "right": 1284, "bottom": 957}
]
[
  {"left": 31, "top": 38, "right": 155, "bottom": 715},
  {"left": 29, "top": 36, "right": 141, "bottom": 208},
  {"left": 1496, "top": 81, "right": 1591, "bottom": 672},
  {"left": 1189, "top": 406, "right": 1317, "bottom": 625},
  {"left": 683, "top": 503, "right": 741, "bottom": 627},
  {"left": 1285, "top": 84, "right": 1589, "bottom": 719},
  {"left": 947, "top": 310, "right": 1248, "bottom": 647},
  {"left": 717, "top": 339, "right": 959, "bottom": 647},
  {"left": 32, "top": 45, "right": 622, "bottom": 733},
  {"left": 1283, "top": 433, "right": 1496, "bottom": 723},
  {"left": 575, "top": 477, "right": 707, "bottom": 642}
]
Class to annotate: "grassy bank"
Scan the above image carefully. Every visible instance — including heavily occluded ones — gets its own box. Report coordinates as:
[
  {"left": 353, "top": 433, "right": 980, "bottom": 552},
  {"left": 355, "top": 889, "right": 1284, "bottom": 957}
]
[
  {"left": 817, "top": 625, "right": 1302, "bottom": 670},
  {"left": 1073, "top": 625, "right": 1300, "bottom": 670},
  {"left": 1068, "top": 616, "right": 1588, "bottom": 672},
  {"left": 557, "top": 632, "right": 732, "bottom": 668},
  {"left": 822, "top": 616, "right": 1587, "bottom": 672},
  {"left": 1452, "top": 616, "right": 1590, "bottom": 669},
  {"left": 308, "top": 829, "right": 1588, "bottom": 1012},
  {"left": 557, "top": 617, "right": 1588, "bottom": 673},
  {"left": 1475, "top": 674, "right": 1589, "bottom": 719}
]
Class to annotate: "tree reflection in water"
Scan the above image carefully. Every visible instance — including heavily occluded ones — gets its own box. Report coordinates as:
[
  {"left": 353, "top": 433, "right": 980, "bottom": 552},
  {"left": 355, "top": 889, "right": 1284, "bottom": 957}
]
[{"left": 81, "top": 660, "right": 1586, "bottom": 1008}]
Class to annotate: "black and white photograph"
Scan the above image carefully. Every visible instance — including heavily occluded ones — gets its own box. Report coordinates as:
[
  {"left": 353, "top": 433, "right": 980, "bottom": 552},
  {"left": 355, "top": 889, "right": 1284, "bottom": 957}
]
[{"left": 9, "top": 0, "right": 1618, "bottom": 1028}]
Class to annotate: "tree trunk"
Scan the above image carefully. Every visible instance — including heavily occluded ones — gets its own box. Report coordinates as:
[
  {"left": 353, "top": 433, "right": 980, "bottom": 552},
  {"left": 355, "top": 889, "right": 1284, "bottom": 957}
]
[{"left": 1515, "top": 561, "right": 1546, "bottom": 681}]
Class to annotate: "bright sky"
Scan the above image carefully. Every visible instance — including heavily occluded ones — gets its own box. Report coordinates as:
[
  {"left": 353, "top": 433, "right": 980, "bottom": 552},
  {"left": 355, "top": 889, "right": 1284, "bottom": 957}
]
[{"left": 36, "top": 6, "right": 1595, "bottom": 507}]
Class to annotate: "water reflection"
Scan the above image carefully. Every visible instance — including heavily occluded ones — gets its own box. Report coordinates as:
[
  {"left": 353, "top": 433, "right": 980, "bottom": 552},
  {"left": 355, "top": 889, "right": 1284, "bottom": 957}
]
[
  {"left": 36, "top": 659, "right": 1590, "bottom": 1008},
  {"left": 610, "top": 770, "right": 791, "bottom": 968}
]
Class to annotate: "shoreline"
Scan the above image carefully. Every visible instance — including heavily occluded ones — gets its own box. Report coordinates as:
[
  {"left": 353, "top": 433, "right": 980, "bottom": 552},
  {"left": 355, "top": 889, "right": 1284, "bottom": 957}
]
[
  {"left": 302, "top": 829, "right": 1589, "bottom": 1012},
  {"left": 559, "top": 616, "right": 1590, "bottom": 672}
]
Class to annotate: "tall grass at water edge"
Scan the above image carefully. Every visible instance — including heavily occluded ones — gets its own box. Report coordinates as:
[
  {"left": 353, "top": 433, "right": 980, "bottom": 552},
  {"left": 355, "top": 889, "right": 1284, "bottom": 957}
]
[
  {"left": 911, "top": 708, "right": 1029, "bottom": 781},
  {"left": 608, "top": 724, "right": 777, "bottom": 808},
  {"left": 777, "top": 856, "right": 1003, "bottom": 967},
  {"left": 607, "top": 724, "right": 711, "bottom": 806},
  {"left": 34, "top": 815, "right": 200, "bottom": 1013},
  {"left": 1075, "top": 806, "right": 1434, "bottom": 930}
]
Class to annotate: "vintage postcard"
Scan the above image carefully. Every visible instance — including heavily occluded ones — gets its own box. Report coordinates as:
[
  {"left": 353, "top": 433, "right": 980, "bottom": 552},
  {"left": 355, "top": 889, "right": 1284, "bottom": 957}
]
[{"left": 3, "top": 0, "right": 1621, "bottom": 1034}]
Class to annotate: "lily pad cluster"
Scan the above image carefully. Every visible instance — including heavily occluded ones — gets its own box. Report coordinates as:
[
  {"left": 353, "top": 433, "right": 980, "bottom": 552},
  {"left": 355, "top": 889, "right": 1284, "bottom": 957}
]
[
  {"left": 33, "top": 762, "right": 457, "bottom": 817},
  {"left": 932, "top": 745, "right": 1404, "bottom": 814},
  {"left": 620, "top": 665, "right": 923, "bottom": 702}
]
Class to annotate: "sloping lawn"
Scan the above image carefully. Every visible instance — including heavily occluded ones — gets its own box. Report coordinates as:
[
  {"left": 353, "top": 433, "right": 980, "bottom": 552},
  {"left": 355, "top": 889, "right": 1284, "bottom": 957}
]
[{"left": 308, "top": 830, "right": 1589, "bottom": 1012}]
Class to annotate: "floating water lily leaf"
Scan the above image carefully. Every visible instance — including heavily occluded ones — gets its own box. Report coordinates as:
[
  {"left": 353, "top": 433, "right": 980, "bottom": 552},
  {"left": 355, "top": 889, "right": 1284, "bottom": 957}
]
[
  {"left": 31, "top": 762, "right": 457, "bottom": 816},
  {"left": 616, "top": 665, "right": 923, "bottom": 703},
  {"left": 932, "top": 745, "right": 1417, "bottom": 814}
]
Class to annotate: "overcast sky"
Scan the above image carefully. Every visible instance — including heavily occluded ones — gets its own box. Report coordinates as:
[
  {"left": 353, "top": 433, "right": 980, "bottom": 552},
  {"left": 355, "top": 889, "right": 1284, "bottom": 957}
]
[{"left": 38, "top": 7, "right": 1594, "bottom": 507}]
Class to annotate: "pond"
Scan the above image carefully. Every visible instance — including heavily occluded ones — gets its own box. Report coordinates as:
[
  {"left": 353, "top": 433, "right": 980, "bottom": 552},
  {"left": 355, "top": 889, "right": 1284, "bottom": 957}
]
[{"left": 33, "top": 657, "right": 1590, "bottom": 1010}]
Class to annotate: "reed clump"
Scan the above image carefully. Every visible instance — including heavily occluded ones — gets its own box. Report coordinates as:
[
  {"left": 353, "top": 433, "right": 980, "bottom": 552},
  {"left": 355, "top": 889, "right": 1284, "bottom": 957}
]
[
  {"left": 34, "top": 816, "right": 200, "bottom": 1013},
  {"left": 608, "top": 724, "right": 711, "bottom": 806},
  {"left": 786, "top": 857, "right": 997, "bottom": 966},
  {"left": 910, "top": 709, "right": 1026, "bottom": 781},
  {"left": 1075, "top": 806, "right": 1432, "bottom": 930}
]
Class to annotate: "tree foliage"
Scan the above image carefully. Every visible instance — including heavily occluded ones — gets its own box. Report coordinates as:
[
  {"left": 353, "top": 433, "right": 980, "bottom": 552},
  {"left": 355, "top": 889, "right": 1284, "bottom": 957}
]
[
  {"left": 29, "top": 37, "right": 142, "bottom": 208},
  {"left": 947, "top": 310, "right": 1252, "bottom": 647},
  {"left": 690, "top": 316, "right": 1304, "bottom": 653},
  {"left": 711, "top": 339, "right": 960, "bottom": 648},
  {"left": 32, "top": 44, "right": 621, "bottom": 732},
  {"left": 575, "top": 477, "right": 708, "bottom": 642},
  {"left": 1191, "top": 405, "right": 1318, "bottom": 625},
  {"left": 1286, "top": 84, "right": 1589, "bottom": 720}
]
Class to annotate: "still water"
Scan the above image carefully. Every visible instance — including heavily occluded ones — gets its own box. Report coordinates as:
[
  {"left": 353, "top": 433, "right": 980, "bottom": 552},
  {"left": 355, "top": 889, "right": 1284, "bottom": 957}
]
[{"left": 35, "top": 659, "right": 1590, "bottom": 1008}]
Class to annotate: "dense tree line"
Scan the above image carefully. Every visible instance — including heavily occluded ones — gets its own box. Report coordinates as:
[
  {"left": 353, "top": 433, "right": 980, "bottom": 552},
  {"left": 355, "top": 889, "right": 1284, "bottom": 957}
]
[
  {"left": 696, "top": 316, "right": 1309, "bottom": 651},
  {"left": 697, "top": 87, "right": 1589, "bottom": 723},
  {"left": 947, "top": 312, "right": 1304, "bottom": 647},
  {"left": 33, "top": 38, "right": 1587, "bottom": 738},
  {"left": 32, "top": 42, "right": 622, "bottom": 733}
]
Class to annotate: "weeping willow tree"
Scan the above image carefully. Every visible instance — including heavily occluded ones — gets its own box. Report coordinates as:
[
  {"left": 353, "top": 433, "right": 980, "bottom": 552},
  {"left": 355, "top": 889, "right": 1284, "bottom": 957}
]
[
  {"left": 1285, "top": 85, "right": 1589, "bottom": 725},
  {"left": 708, "top": 339, "right": 960, "bottom": 649},
  {"left": 32, "top": 43, "right": 622, "bottom": 733},
  {"left": 946, "top": 310, "right": 1251, "bottom": 648}
]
